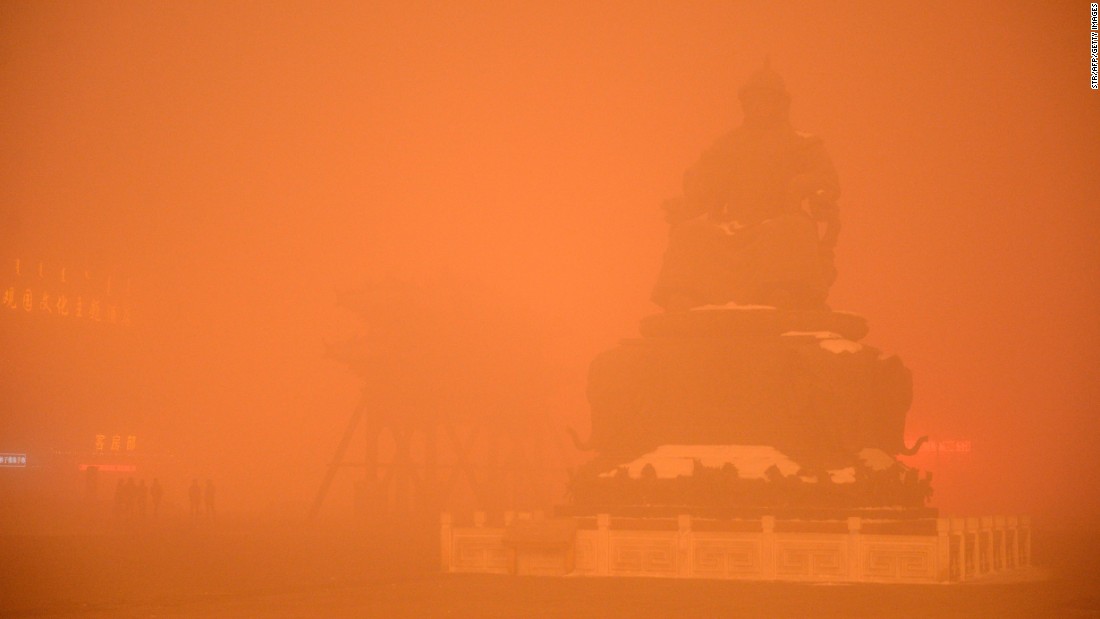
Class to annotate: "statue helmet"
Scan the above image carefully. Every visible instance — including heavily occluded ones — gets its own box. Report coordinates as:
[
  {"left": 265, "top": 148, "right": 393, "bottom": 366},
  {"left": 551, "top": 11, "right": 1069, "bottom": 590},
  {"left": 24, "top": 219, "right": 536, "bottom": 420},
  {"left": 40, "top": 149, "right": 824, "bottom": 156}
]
[{"left": 738, "top": 57, "right": 790, "bottom": 102}]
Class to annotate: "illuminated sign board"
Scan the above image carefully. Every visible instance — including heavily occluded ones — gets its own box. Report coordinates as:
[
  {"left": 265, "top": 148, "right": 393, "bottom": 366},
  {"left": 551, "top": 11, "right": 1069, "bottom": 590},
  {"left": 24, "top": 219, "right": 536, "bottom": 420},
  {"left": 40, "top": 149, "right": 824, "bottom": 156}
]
[
  {"left": 78, "top": 463, "right": 136, "bottom": 473},
  {"left": 936, "top": 440, "right": 972, "bottom": 453},
  {"left": 0, "top": 453, "right": 27, "bottom": 467},
  {"left": 95, "top": 434, "right": 137, "bottom": 453},
  {"left": 1, "top": 258, "right": 133, "bottom": 325}
]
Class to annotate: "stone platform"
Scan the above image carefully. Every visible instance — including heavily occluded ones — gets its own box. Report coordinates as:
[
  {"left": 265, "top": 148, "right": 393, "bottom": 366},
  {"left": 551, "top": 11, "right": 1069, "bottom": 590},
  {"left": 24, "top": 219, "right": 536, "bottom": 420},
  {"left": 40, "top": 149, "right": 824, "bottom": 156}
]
[{"left": 441, "top": 512, "right": 1032, "bottom": 584}]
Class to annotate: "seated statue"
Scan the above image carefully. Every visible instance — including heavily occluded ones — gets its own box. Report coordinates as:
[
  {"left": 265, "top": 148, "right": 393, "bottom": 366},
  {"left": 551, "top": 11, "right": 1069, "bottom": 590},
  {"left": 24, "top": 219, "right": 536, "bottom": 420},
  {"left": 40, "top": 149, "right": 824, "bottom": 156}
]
[{"left": 653, "top": 63, "right": 840, "bottom": 311}]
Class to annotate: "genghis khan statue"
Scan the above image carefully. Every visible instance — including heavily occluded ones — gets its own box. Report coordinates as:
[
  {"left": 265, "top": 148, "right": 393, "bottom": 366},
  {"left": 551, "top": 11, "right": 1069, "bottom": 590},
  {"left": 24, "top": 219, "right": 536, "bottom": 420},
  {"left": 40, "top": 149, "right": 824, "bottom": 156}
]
[
  {"left": 654, "top": 62, "right": 840, "bottom": 312},
  {"left": 567, "top": 63, "right": 929, "bottom": 515}
]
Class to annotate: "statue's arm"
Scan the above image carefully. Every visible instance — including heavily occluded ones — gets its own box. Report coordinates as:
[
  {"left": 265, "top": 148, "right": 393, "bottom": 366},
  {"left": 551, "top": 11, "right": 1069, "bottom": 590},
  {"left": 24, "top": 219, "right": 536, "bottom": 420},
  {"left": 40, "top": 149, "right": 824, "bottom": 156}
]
[
  {"left": 662, "top": 168, "right": 709, "bottom": 224},
  {"left": 790, "top": 136, "right": 840, "bottom": 218},
  {"left": 665, "top": 135, "right": 733, "bottom": 224}
]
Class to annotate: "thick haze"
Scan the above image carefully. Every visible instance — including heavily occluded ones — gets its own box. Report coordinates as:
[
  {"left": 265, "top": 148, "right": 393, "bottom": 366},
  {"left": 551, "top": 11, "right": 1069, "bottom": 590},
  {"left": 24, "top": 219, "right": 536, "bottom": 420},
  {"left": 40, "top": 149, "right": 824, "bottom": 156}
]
[{"left": 1, "top": 1, "right": 1097, "bottom": 524}]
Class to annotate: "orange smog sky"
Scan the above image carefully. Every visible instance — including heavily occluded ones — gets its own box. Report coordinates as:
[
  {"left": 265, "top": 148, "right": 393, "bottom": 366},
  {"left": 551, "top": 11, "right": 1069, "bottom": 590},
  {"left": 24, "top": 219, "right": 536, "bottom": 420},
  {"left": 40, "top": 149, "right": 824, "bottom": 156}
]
[{"left": 1, "top": 1, "right": 1098, "bottom": 523}]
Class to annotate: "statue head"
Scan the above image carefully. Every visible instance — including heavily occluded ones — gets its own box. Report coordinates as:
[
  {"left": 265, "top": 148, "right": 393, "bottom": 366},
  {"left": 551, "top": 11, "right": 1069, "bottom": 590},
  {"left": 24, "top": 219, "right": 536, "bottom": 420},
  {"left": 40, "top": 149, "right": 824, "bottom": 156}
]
[{"left": 738, "top": 59, "right": 791, "bottom": 128}]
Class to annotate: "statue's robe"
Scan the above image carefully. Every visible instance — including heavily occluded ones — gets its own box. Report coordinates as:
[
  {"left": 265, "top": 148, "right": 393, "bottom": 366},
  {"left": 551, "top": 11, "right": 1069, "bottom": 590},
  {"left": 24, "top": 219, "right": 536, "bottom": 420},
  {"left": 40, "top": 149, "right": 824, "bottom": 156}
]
[{"left": 653, "top": 122, "right": 840, "bottom": 309}]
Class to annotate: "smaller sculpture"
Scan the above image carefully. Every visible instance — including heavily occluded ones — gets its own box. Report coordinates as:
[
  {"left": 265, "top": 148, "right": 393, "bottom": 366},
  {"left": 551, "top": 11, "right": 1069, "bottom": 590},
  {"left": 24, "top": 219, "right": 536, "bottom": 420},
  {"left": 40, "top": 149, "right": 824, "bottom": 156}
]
[{"left": 653, "top": 61, "right": 840, "bottom": 311}]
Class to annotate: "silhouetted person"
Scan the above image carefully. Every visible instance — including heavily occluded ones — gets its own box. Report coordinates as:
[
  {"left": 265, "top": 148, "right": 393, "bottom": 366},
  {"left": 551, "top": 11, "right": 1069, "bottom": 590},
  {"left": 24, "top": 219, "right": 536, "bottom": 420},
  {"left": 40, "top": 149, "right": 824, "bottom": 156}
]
[
  {"left": 113, "top": 479, "right": 126, "bottom": 520},
  {"left": 188, "top": 479, "right": 202, "bottom": 521},
  {"left": 123, "top": 478, "right": 137, "bottom": 520},
  {"left": 204, "top": 479, "right": 215, "bottom": 520},
  {"left": 136, "top": 479, "right": 148, "bottom": 520},
  {"left": 84, "top": 466, "right": 98, "bottom": 504},
  {"left": 150, "top": 478, "right": 162, "bottom": 519}
]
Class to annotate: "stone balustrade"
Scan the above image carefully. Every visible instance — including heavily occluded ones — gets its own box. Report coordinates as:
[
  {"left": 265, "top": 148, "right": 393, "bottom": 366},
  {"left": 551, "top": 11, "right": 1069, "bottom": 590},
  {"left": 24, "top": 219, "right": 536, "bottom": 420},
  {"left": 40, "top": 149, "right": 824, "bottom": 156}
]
[{"left": 440, "top": 511, "right": 1032, "bottom": 583}]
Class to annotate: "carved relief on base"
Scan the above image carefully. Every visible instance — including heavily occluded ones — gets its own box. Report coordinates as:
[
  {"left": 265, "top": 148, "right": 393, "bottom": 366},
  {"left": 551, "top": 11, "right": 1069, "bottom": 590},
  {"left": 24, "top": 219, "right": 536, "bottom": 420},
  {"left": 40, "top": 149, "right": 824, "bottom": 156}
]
[
  {"left": 691, "top": 535, "right": 764, "bottom": 578},
  {"left": 862, "top": 540, "right": 937, "bottom": 581},
  {"left": 774, "top": 539, "right": 847, "bottom": 579},
  {"left": 608, "top": 533, "right": 678, "bottom": 576}
]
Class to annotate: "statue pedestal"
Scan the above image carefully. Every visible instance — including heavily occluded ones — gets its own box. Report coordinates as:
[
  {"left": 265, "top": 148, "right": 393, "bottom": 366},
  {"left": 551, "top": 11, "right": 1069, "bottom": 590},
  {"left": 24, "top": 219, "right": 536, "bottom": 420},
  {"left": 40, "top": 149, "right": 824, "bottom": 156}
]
[
  {"left": 584, "top": 307, "right": 914, "bottom": 479},
  {"left": 436, "top": 308, "right": 1038, "bottom": 583}
]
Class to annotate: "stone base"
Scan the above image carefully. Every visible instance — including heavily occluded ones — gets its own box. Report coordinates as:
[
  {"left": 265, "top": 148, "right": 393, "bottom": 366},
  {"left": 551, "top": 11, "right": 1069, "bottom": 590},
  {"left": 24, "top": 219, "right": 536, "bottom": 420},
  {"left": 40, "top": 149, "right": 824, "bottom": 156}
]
[
  {"left": 441, "top": 512, "right": 1033, "bottom": 584},
  {"left": 586, "top": 308, "right": 914, "bottom": 471}
]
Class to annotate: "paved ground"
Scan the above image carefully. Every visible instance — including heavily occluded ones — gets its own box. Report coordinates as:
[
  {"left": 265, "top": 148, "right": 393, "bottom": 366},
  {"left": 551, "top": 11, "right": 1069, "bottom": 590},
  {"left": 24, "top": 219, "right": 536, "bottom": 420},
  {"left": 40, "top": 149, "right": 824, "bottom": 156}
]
[
  {"left": 18, "top": 571, "right": 1100, "bottom": 619},
  {"left": 3, "top": 526, "right": 1099, "bottom": 618}
]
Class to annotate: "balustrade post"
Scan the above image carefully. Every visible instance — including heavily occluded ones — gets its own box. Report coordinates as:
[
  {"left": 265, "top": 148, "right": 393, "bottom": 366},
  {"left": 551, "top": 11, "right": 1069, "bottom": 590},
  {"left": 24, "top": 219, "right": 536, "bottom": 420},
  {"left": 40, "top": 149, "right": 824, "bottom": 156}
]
[
  {"left": 1008, "top": 515, "right": 1020, "bottom": 569},
  {"left": 1022, "top": 515, "right": 1032, "bottom": 566},
  {"left": 967, "top": 517, "right": 981, "bottom": 575},
  {"left": 935, "top": 518, "right": 950, "bottom": 582},
  {"left": 678, "top": 514, "right": 693, "bottom": 578},
  {"left": 994, "top": 515, "right": 1007, "bottom": 571},
  {"left": 597, "top": 513, "right": 610, "bottom": 576},
  {"left": 980, "top": 516, "right": 994, "bottom": 574},
  {"left": 762, "top": 516, "right": 776, "bottom": 580},
  {"left": 847, "top": 517, "right": 862, "bottom": 581},
  {"left": 440, "top": 512, "right": 453, "bottom": 572}
]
